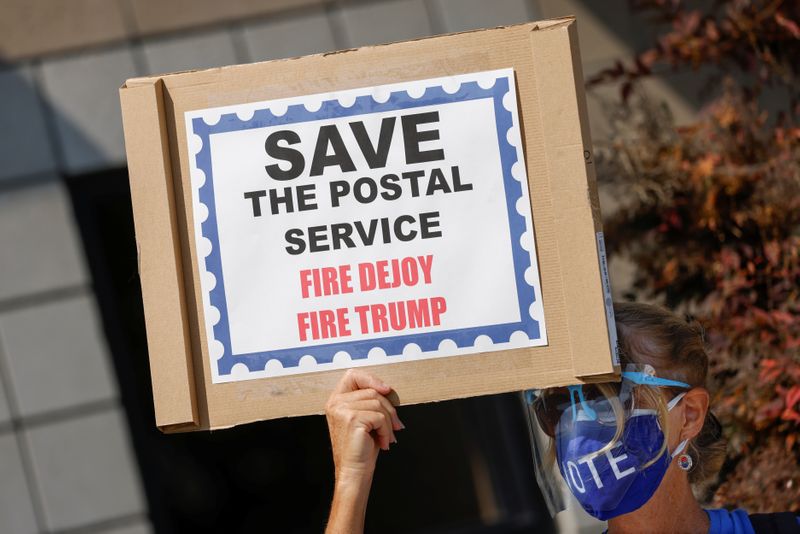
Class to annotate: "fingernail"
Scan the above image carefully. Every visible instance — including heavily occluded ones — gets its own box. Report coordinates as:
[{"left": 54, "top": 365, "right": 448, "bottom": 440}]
[{"left": 399, "top": 421, "right": 406, "bottom": 430}]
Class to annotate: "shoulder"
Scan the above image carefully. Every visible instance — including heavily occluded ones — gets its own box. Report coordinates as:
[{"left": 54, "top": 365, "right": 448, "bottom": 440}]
[{"left": 706, "top": 508, "right": 800, "bottom": 534}]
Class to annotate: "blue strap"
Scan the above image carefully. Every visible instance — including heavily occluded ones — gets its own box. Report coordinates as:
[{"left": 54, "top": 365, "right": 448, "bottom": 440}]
[
  {"left": 567, "top": 385, "right": 597, "bottom": 421},
  {"left": 622, "top": 371, "right": 691, "bottom": 389}
]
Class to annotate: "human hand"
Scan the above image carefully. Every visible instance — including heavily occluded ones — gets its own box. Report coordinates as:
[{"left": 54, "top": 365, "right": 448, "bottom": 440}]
[{"left": 325, "top": 369, "right": 405, "bottom": 485}]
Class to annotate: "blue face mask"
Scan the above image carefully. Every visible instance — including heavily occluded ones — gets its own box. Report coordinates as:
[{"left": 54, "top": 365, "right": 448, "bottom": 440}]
[
  {"left": 528, "top": 364, "right": 691, "bottom": 520},
  {"left": 555, "top": 395, "right": 688, "bottom": 521}
]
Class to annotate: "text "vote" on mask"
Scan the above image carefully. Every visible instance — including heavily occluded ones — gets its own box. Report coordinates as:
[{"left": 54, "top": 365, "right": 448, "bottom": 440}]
[{"left": 561, "top": 443, "right": 637, "bottom": 494}]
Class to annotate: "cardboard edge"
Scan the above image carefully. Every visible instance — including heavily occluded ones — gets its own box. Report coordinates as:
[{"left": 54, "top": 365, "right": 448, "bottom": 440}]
[
  {"left": 159, "top": 422, "right": 203, "bottom": 434},
  {"left": 529, "top": 19, "right": 618, "bottom": 380},
  {"left": 199, "top": 368, "right": 620, "bottom": 433},
  {"left": 160, "top": 84, "right": 214, "bottom": 432},
  {"left": 122, "top": 17, "right": 577, "bottom": 89},
  {"left": 565, "top": 21, "right": 621, "bottom": 378},
  {"left": 119, "top": 78, "right": 200, "bottom": 431}
]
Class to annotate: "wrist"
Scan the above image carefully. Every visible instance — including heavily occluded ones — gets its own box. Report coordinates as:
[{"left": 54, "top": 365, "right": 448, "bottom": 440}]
[
  {"left": 334, "top": 466, "right": 374, "bottom": 491},
  {"left": 327, "top": 467, "right": 373, "bottom": 534}
]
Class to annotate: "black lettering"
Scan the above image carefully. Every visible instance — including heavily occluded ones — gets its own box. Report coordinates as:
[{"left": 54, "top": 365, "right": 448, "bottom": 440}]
[
  {"left": 353, "top": 177, "right": 378, "bottom": 204},
  {"left": 243, "top": 190, "right": 267, "bottom": 216},
  {"left": 349, "top": 117, "right": 396, "bottom": 169},
  {"left": 380, "top": 217, "right": 391, "bottom": 244},
  {"left": 331, "top": 223, "right": 355, "bottom": 250},
  {"left": 265, "top": 131, "right": 304, "bottom": 181},
  {"left": 354, "top": 219, "right": 378, "bottom": 246},
  {"left": 426, "top": 167, "right": 452, "bottom": 195},
  {"left": 310, "top": 125, "right": 356, "bottom": 176},
  {"left": 452, "top": 166, "right": 473, "bottom": 192},
  {"left": 401, "top": 170, "right": 425, "bottom": 197},
  {"left": 329, "top": 180, "right": 350, "bottom": 208},
  {"left": 394, "top": 215, "right": 417, "bottom": 241},
  {"left": 285, "top": 228, "right": 305, "bottom": 255},
  {"left": 420, "top": 211, "right": 442, "bottom": 239},
  {"left": 269, "top": 187, "right": 295, "bottom": 214},
  {"left": 296, "top": 184, "right": 318, "bottom": 211},
  {"left": 308, "top": 225, "right": 329, "bottom": 252},
  {"left": 401, "top": 111, "right": 445, "bottom": 164},
  {"left": 380, "top": 174, "right": 402, "bottom": 201}
]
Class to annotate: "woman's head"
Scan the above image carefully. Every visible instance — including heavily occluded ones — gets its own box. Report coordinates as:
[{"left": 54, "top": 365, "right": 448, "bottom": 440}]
[
  {"left": 614, "top": 301, "right": 707, "bottom": 390},
  {"left": 526, "top": 301, "right": 726, "bottom": 519},
  {"left": 613, "top": 301, "right": 726, "bottom": 487}
]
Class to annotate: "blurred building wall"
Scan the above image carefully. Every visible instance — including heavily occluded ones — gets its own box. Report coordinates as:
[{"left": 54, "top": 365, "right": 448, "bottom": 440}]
[{"left": 0, "top": 1, "right": 703, "bottom": 533}]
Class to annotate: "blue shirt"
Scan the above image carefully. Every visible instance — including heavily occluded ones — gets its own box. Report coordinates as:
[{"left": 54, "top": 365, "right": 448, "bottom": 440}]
[{"left": 706, "top": 508, "right": 755, "bottom": 534}]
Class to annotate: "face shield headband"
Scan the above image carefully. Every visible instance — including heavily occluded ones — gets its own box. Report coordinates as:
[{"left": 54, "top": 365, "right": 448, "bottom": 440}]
[{"left": 523, "top": 365, "right": 691, "bottom": 520}]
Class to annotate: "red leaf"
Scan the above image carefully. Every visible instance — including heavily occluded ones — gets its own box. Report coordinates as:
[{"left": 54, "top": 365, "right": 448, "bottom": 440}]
[
  {"left": 772, "top": 310, "right": 795, "bottom": 325},
  {"left": 752, "top": 308, "right": 773, "bottom": 325},
  {"left": 683, "top": 10, "right": 701, "bottom": 34},
  {"left": 639, "top": 48, "right": 660, "bottom": 68},
  {"left": 780, "top": 408, "right": 800, "bottom": 423},
  {"left": 786, "top": 386, "right": 800, "bottom": 411},
  {"left": 775, "top": 11, "right": 800, "bottom": 39}
]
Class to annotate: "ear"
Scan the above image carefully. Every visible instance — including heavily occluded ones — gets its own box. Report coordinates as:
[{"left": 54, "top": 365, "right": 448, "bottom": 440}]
[{"left": 679, "top": 387, "right": 710, "bottom": 441}]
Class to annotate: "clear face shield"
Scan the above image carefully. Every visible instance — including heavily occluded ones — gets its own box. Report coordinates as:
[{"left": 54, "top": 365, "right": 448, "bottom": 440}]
[{"left": 522, "top": 364, "right": 691, "bottom": 521}]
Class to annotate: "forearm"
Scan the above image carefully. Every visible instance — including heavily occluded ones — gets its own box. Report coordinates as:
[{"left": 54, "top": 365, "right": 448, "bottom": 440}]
[
  {"left": 324, "top": 370, "right": 400, "bottom": 534},
  {"left": 325, "top": 472, "right": 374, "bottom": 534}
]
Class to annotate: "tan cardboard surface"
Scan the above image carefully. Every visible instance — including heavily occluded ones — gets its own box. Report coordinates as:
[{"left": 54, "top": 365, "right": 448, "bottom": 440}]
[
  {"left": 121, "top": 17, "right": 619, "bottom": 432},
  {"left": 120, "top": 80, "right": 198, "bottom": 429}
]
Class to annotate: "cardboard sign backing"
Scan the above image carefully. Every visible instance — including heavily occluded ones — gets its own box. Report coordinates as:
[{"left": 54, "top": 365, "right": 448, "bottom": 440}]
[{"left": 120, "top": 17, "right": 620, "bottom": 433}]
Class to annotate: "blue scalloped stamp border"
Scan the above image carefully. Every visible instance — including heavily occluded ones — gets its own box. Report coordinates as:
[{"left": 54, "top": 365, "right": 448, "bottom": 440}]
[{"left": 188, "top": 71, "right": 542, "bottom": 379}]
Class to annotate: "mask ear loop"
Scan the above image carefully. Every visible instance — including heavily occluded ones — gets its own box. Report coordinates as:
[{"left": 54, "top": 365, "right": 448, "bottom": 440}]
[
  {"left": 667, "top": 391, "right": 687, "bottom": 411},
  {"left": 671, "top": 438, "right": 689, "bottom": 459},
  {"left": 666, "top": 392, "right": 690, "bottom": 459}
]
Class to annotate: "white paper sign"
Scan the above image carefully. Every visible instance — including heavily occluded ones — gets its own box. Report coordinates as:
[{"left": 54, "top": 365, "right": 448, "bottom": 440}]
[{"left": 186, "top": 69, "right": 547, "bottom": 383}]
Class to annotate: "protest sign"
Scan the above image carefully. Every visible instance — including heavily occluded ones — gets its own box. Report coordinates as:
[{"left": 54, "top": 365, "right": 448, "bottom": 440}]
[
  {"left": 186, "top": 69, "right": 546, "bottom": 384},
  {"left": 120, "top": 17, "right": 619, "bottom": 432}
]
